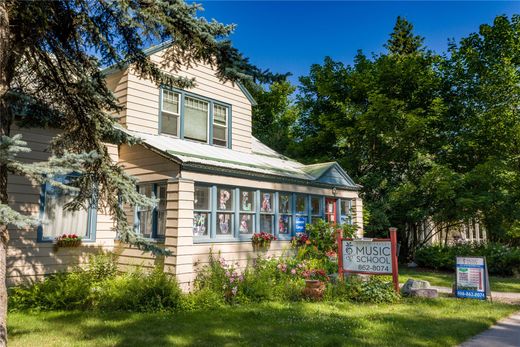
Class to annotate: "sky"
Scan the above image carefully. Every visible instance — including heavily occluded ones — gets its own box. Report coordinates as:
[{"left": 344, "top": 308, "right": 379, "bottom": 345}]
[{"left": 197, "top": 1, "right": 520, "bottom": 85}]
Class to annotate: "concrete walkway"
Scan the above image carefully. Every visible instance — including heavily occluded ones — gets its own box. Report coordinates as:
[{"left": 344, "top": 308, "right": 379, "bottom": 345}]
[{"left": 459, "top": 311, "right": 520, "bottom": 347}]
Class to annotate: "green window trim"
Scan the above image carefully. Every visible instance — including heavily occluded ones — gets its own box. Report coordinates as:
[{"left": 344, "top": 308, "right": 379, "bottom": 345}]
[
  {"left": 135, "top": 182, "right": 167, "bottom": 240},
  {"left": 37, "top": 175, "right": 97, "bottom": 243},
  {"left": 159, "top": 86, "right": 233, "bottom": 149}
]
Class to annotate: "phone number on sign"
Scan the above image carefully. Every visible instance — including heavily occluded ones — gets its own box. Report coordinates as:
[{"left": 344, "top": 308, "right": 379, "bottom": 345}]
[{"left": 356, "top": 265, "right": 390, "bottom": 273}]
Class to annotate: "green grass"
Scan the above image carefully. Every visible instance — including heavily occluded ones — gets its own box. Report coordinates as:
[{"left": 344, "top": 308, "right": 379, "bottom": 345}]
[
  {"left": 399, "top": 267, "right": 520, "bottom": 293},
  {"left": 8, "top": 299, "right": 518, "bottom": 347}
]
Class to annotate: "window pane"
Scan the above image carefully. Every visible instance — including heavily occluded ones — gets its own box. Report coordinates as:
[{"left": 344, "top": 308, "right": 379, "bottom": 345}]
[
  {"left": 217, "top": 213, "right": 233, "bottom": 235},
  {"left": 156, "top": 185, "right": 167, "bottom": 237},
  {"left": 214, "top": 105, "right": 227, "bottom": 125},
  {"left": 184, "top": 96, "right": 208, "bottom": 142},
  {"left": 218, "top": 188, "right": 233, "bottom": 211},
  {"left": 194, "top": 186, "right": 211, "bottom": 210},
  {"left": 279, "top": 193, "right": 291, "bottom": 214},
  {"left": 239, "top": 214, "right": 254, "bottom": 234},
  {"left": 260, "top": 214, "right": 274, "bottom": 234},
  {"left": 295, "top": 194, "right": 307, "bottom": 214},
  {"left": 42, "top": 185, "right": 89, "bottom": 239},
  {"left": 278, "top": 215, "right": 291, "bottom": 235},
  {"left": 163, "top": 90, "right": 179, "bottom": 114},
  {"left": 260, "top": 192, "right": 273, "bottom": 213},
  {"left": 161, "top": 113, "right": 178, "bottom": 136},
  {"left": 193, "top": 212, "right": 209, "bottom": 236},
  {"left": 340, "top": 199, "right": 353, "bottom": 224},
  {"left": 240, "top": 189, "right": 255, "bottom": 211},
  {"left": 213, "top": 125, "right": 227, "bottom": 144},
  {"left": 137, "top": 184, "right": 153, "bottom": 237},
  {"left": 311, "top": 197, "right": 321, "bottom": 215}
]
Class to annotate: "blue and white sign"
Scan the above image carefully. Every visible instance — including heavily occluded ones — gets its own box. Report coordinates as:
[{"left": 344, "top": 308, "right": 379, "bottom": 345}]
[
  {"left": 455, "top": 257, "right": 487, "bottom": 300},
  {"left": 295, "top": 216, "right": 307, "bottom": 233}
]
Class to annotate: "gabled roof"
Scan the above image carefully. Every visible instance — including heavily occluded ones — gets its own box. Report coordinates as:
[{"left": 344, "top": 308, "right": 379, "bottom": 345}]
[
  {"left": 122, "top": 128, "right": 360, "bottom": 190},
  {"left": 101, "top": 41, "right": 257, "bottom": 106}
]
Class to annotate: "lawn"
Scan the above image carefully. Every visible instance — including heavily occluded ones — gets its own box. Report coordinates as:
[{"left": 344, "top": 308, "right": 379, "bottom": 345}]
[
  {"left": 8, "top": 298, "right": 518, "bottom": 347},
  {"left": 399, "top": 267, "right": 520, "bottom": 293}
]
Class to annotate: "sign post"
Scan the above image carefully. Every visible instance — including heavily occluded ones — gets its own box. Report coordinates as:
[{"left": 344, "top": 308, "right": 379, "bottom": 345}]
[
  {"left": 455, "top": 256, "right": 490, "bottom": 300},
  {"left": 337, "top": 227, "right": 399, "bottom": 293}
]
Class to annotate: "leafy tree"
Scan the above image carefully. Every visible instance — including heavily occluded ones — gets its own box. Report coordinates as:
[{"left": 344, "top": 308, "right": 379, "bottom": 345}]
[
  {"left": 248, "top": 80, "right": 298, "bottom": 153},
  {"left": 440, "top": 15, "right": 520, "bottom": 242},
  {"left": 0, "top": 1, "right": 279, "bottom": 344}
]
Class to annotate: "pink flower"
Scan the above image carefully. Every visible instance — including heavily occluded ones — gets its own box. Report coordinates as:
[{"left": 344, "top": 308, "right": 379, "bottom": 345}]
[{"left": 291, "top": 269, "right": 296, "bottom": 275}]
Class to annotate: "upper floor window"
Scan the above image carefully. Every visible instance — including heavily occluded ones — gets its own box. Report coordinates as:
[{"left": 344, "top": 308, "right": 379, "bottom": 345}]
[
  {"left": 160, "top": 90, "right": 180, "bottom": 137},
  {"left": 160, "top": 88, "right": 231, "bottom": 148}
]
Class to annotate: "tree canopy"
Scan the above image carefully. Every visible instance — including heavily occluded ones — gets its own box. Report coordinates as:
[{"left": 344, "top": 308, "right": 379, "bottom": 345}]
[{"left": 251, "top": 15, "right": 520, "bottom": 255}]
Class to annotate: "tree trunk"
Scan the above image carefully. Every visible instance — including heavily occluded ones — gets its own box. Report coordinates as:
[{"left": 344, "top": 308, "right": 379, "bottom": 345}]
[{"left": 0, "top": 2, "right": 11, "bottom": 345}]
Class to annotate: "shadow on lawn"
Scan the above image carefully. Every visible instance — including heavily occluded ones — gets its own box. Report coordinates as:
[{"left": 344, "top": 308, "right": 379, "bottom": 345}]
[{"left": 11, "top": 301, "right": 510, "bottom": 347}]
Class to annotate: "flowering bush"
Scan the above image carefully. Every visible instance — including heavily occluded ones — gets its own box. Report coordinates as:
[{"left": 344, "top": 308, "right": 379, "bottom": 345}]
[
  {"left": 55, "top": 234, "right": 82, "bottom": 247},
  {"left": 302, "top": 269, "right": 329, "bottom": 282},
  {"left": 251, "top": 232, "right": 277, "bottom": 248},
  {"left": 291, "top": 233, "right": 310, "bottom": 247}
]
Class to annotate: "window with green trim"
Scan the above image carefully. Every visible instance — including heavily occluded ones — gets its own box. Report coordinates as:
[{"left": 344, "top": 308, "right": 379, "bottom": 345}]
[
  {"left": 160, "top": 88, "right": 231, "bottom": 148},
  {"left": 136, "top": 182, "right": 167, "bottom": 239},
  {"left": 38, "top": 174, "right": 96, "bottom": 242}
]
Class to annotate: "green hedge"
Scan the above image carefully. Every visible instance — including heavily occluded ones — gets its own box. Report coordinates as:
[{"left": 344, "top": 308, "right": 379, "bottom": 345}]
[{"left": 414, "top": 243, "right": 520, "bottom": 276}]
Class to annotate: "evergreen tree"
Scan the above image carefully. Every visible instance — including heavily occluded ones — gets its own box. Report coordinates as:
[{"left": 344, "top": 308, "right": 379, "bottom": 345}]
[
  {"left": 0, "top": 1, "right": 279, "bottom": 344},
  {"left": 385, "top": 16, "right": 424, "bottom": 56}
]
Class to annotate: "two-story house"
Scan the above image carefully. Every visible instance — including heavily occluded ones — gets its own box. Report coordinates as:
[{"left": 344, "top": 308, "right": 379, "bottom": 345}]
[{"left": 7, "top": 43, "right": 363, "bottom": 289}]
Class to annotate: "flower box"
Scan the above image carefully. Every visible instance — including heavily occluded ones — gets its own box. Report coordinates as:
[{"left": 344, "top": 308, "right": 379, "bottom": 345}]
[
  {"left": 54, "top": 234, "right": 82, "bottom": 249},
  {"left": 251, "top": 232, "right": 277, "bottom": 251}
]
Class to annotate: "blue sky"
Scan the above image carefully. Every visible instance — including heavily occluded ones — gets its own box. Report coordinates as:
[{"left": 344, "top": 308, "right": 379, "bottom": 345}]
[{"left": 198, "top": 1, "right": 520, "bottom": 84}]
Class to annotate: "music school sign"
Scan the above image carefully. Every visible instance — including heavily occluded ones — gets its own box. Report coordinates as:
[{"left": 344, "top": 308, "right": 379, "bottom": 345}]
[{"left": 337, "top": 227, "right": 399, "bottom": 292}]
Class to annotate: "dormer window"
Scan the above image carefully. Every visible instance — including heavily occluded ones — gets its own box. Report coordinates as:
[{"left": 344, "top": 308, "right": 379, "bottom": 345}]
[{"left": 160, "top": 87, "right": 231, "bottom": 148}]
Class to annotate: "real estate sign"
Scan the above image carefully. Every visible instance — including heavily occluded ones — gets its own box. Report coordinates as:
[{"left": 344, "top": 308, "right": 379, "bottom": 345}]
[
  {"left": 455, "top": 256, "right": 489, "bottom": 300},
  {"left": 341, "top": 240, "right": 393, "bottom": 274}
]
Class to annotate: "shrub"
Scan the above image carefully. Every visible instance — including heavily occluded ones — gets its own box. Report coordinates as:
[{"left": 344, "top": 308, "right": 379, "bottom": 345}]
[
  {"left": 325, "top": 276, "right": 400, "bottom": 304},
  {"left": 96, "top": 269, "right": 183, "bottom": 312},
  {"left": 415, "top": 242, "right": 520, "bottom": 276}
]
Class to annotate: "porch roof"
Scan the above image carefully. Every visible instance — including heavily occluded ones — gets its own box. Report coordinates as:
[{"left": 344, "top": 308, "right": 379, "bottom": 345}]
[{"left": 123, "top": 129, "right": 360, "bottom": 190}]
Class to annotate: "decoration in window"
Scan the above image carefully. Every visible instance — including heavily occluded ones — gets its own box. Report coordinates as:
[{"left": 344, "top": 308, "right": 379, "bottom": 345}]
[
  {"left": 279, "top": 193, "right": 291, "bottom": 214},
  {"left": 241, "top": 190, "right": 255, "bottom": 211},
  {"left": 239, "top": 214, "right": 254, "bottom": 234},
  {"left": 218, "top": 188, "right": 232, "bottom": 210},
  {"left": 261, "top": 192, "right": 273, "bottom": 213},
  {"left": 217, "top": 213, "right": 232, "bottom": 235},
  {"left": 278, "top": 215, "right": 291, "bottom": 234},
  {"left": 295, "top": 194, "right": 307, "bottom": 214},
  {"left": 193, "top": 213, "right": 208, "bottom": 236}
]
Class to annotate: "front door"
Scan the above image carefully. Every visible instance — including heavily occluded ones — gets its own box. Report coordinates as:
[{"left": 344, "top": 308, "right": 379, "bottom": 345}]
[{"left": 325, "top": 198, "right": 337, "bottom": 224}]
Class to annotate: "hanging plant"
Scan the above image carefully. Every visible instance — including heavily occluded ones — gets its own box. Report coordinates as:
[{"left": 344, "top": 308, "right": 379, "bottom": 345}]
[{"left": 251, "top": 232, "right": 277, "bottom": 250}]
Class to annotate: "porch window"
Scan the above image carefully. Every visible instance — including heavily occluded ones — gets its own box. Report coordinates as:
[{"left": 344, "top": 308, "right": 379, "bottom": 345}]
[
  {"left": 339, "top": 199, "right": 353, "bottom": 225},
  {"left": 239, "top": 189, "right": 256, "bottom": 235},
  {"left": 160, "top": 90, "right": 180, "bottom": 136},
  {"left": 310, "top": 196, "right": 323, "bottom": 224},
  {"left": 136, "top": 182, "right": 167, "bottom": 239},
  {"left": 216, "top": 187, "right": 234, "bottom": 236},
  {"left": 278, "top": 192, "right": 292, "bottom": 235},
  {"left": 39, "top": 175, "right": 96, "bottom": 242},
  {"left": 193, "top": 185, "right": 211, "bottom": 237},
  {"left": 260, "top": 191, "right": 274, "bottom": 234},
  {"left": 294, "top": 194, "right": 308, "bottom": 234}
]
